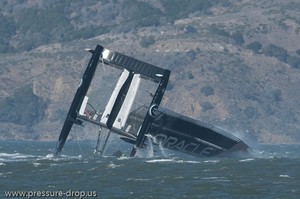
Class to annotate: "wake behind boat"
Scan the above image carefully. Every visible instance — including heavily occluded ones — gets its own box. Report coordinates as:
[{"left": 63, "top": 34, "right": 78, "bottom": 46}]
[{"left": 54, "top": 45, "right": 252, "bottom": 158}]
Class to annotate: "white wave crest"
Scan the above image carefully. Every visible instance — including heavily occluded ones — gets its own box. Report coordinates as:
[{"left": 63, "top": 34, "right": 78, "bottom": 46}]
[
  {"left": 0, "top": 153, "right": 39, "bottom": 162},
  {"left": 146, "top": 158, "right": 201, "bottom": 164}
]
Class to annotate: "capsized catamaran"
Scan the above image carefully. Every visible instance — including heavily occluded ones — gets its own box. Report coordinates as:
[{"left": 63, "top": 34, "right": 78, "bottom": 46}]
[{"left": 54, "top": 45, "right": 252, "bottom": 158}]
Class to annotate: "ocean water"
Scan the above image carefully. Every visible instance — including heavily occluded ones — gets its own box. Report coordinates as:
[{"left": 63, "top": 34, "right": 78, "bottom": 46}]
[{"left": 1, "top": 140, "right": 299, "bottom": 199}]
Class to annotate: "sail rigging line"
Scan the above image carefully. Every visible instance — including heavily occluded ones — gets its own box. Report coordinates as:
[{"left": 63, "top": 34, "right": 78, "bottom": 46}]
[
  {"left": 101, "top": 56, "right": 106, "bottom": 72},
  {"left": 87, "top": 102, "right": 97, "bottom": 113},
  {"left": 94, "top": 127, "right": 102, "bottom": 154},
  {"left": 72, "top": 124, "right": 85, "bottom": 157},
  {"left": 76, "top": 139, "right": 83, "bottom": 157},
  {"left": 100, "top": 129, "right": 112, "bottom": 156},
  {"left": 112, "top": 138, "right": 122, "bottom": 157}
]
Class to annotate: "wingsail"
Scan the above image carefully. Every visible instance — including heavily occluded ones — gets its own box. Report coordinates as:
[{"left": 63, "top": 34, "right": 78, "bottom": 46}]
[
  {"left": 55, "top": 46, "right": 103, "bottom": 156},
  {"left": 54, "top": 45, "right": 252, "bottom": 158},
  {"left": 100, "top": 70, "right": 141, "bottom": 130}
]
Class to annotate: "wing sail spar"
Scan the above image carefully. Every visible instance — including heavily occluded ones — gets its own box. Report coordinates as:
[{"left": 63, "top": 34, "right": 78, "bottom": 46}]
[{"left": 55, "top": 45, "right": 103, "bottom": 156}]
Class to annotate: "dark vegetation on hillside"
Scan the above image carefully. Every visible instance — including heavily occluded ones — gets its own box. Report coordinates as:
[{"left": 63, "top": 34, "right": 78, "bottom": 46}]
[
  {"left": 0, "top": 0, "right": 228, "bottom": 53},
  {"left": 1, "top": 0, "right": 299, "bottom": 68},
  {"left": 0, "top": 85, "right": 48, "bottom": 126}
]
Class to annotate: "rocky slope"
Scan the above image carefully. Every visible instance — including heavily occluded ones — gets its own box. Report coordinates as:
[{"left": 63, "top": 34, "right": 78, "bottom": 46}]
[{"left": 0, "top": 0, "right": 300, "bottom": 144}]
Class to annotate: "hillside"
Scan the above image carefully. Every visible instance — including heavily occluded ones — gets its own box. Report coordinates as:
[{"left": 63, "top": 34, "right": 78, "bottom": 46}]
[{"left": 0, "top": 0, "right": 300, "bottom": 144}]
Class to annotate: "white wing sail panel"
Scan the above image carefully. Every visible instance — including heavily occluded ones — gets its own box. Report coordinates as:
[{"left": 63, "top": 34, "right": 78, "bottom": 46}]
[
  {"left": 113, "top": 74, "right": 141, "bottom": 129},
  {"left": 79, "top": 96, "right": 89, "bottom": 116},
  {"left": 100, "top": 69, "right": 130, "bottom": 126}
]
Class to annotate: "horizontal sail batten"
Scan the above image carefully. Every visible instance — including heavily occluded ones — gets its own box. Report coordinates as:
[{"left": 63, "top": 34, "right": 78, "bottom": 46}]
[{"left": 101, "top": 49, "right": 168, "bottom": 82}]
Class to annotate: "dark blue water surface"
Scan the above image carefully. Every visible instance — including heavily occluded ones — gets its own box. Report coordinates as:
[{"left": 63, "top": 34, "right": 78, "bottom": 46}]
[{"left": 1, "top": 140, "right": 299, "bottom": 199}]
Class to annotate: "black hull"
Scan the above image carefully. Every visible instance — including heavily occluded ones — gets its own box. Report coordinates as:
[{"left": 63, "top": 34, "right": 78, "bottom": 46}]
[
  {"left": 127, "top": 106, "right": 251, "bottom": 158},
  {"left": 150, "top": 108, "right": 251, "bottom": 157}
]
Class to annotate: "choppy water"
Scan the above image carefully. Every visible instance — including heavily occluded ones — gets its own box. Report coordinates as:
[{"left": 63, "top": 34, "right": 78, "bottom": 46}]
[{"left": 1, "top": 140, "right": 299, "bottom": 199}]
